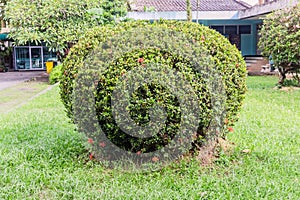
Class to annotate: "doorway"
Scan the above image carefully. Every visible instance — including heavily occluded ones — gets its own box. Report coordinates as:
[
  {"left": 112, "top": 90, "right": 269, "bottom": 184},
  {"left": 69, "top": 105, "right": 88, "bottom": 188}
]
[
  {"left": 241, "top": 34, "right": 252, "bottom": 56},
  {"left": 15, "top": 46, "right": 44, "bottom": 70}
]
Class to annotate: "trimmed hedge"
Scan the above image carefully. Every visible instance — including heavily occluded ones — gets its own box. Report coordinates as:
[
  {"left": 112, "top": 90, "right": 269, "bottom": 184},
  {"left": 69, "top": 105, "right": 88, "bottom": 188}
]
[{"left": 60, "top": 20, "right": 247, "bottom": 153}]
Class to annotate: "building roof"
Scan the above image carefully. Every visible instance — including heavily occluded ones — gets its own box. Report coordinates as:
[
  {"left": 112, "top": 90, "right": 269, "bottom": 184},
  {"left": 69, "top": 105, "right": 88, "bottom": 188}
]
[
  {"left": 130, "top": 0, "right": 251, "bottom": 12},
  {"left": 239, "top": 0, "right": 299, "bottom": 19}
]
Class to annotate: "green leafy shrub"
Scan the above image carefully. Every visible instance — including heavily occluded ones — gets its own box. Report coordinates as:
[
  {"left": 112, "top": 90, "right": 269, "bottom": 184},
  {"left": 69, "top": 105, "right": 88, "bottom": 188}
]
[
  {"left": 5, "top": 0, "right": 128, "bottom": 54},
  {"left": 258, "top": 4, "right": 300, "bottom": 85},
  {"left": 60, "top": 20, "right": 247, "bottom": 154},
  {"left": 49, "top": 64, "right": 63, "bottom": 84}
]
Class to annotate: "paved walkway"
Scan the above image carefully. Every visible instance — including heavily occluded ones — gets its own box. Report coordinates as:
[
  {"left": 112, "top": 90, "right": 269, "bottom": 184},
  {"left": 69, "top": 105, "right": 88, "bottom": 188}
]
[
  {"left": 0, "top": 71, "right": 48, "bottom": 91},
  {"left": 0, "top": 72, "right": 54, "bottom": 114}
]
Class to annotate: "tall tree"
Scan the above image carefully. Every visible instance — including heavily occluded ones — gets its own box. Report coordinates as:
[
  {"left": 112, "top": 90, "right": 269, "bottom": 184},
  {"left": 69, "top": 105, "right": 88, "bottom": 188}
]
[
  {"left": 258, "top": 4, "right": 300, "bottom": 85},
  {"left": 0, "top": 0, "right": 8, "bottom": 28},
  {"left": 5, "top": 0, "right": 127, "bottom": 58},
  {"left": 196, "top": 0, "right": 200, "bottom": 23},
  {"left": 186, "top": 0, "right": 192, "bottom": 22}
]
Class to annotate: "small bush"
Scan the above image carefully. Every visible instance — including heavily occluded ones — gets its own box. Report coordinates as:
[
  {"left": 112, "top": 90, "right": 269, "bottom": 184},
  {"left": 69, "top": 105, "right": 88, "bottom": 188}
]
[
  {"left": 49, "top": 64, "right": 63, "bottom": 84},
  {"left": 258, "top": 4, "right": 300, "bottom": 85},
  {"left": 60, "top": 20, "right": 247, "bottom": 154}
]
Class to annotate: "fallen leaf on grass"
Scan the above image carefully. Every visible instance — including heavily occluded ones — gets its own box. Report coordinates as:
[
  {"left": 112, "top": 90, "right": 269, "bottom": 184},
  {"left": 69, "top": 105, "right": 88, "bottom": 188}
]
[{"left": 241, "top": 149, "right": 251, "bottom": 154}]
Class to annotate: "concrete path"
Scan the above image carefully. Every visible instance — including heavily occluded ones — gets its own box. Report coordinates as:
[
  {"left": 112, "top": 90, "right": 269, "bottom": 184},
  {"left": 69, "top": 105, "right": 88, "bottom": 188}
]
[
  {"left": 1, "top": 82, "right": 58, "bottom": 114},
  {"left": 0, "top": 71, "right": 48, "bottom": 91},
  {"left": 0, "top": 72, "right": 54, "bottom": 114}
]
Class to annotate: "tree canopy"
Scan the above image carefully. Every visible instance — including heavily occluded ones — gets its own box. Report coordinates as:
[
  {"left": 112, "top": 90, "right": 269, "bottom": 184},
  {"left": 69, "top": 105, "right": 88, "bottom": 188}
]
[
  {"left": 5, "top": 0, "right": 127, "bottom": 54},
  {"left": 258, "top": 4, "right": 300, "bottom": 84},
  {"left": 0, "top": 0, "right": 8, "bottom": 28}
]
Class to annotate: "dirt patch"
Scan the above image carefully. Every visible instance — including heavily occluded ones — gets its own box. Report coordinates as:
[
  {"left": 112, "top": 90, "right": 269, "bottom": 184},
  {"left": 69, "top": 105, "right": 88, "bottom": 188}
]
[
  {"left": 286, "top": 73, "right": 300, "bottom": 79},
  {"left": 275, "top": 86, "right": 300, "bottom": 92},
  {"left": 218, "top": 138, "right": 235, "bottom": 153},
  {"left": 196, "top": 137, "right": 235, "bottom": 165}
]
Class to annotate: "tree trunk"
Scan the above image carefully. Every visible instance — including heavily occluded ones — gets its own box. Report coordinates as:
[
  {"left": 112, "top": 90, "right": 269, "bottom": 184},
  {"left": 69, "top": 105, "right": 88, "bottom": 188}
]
[
  {"left": 186, "top": 0, "right": 192, "bottom": 22},
  {"left": 1, "top": 20, "right": 5, "bottom": 28},
  {"left": 278, "top": 67, "right": 286, "bottom": 85},
  {"left": 196, "top": 0, "right": 199, "bottom": 23}
]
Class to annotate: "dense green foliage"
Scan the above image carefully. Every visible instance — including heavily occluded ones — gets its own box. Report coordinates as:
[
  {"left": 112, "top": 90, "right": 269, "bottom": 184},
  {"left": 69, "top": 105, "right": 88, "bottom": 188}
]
[
  {"left": 0, "top": 0, "right": 8, "bottom": 27},
  {"left": 0, "top": 44, "right": 11, "bottom": 71},
  {"left": 49, "top": 64, "right": 63, "bottom": 85},
  {"left": 5, "top": 0, "right": 127, "bottom": 54},
  {"left": 60, "top": 20, "right": 247, "bottom": 153},
  {"left": 258, "top": 4, "right": 300, "bottom": 84}
]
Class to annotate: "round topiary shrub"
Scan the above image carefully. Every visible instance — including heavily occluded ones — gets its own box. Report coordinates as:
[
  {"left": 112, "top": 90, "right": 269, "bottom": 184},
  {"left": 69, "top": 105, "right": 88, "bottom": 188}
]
[{"left": 60, "top": 20, "right": 247, "bottom": 167}]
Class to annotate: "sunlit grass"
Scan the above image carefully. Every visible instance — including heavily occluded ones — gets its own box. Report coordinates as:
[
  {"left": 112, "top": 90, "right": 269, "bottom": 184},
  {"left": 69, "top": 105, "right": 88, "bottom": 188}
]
[{"left": 0, "top": 76, "right": 299, "bottom": 199}]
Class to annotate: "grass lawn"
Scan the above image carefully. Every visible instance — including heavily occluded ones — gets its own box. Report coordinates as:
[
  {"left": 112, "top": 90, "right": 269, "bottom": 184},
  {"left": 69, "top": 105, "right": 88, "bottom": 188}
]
[{"left": 0, "top": 76, "right": 299, "bottom": 199}]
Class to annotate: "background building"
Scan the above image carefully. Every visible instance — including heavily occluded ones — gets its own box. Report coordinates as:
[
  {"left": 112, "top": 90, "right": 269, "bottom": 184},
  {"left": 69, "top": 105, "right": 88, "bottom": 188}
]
[{"left": 127, "top": 0, "right": 298, "bottom": 56}]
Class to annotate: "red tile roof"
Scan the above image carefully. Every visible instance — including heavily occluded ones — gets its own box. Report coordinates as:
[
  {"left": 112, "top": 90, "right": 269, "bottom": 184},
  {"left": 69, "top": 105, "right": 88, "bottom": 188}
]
[{"left": 130, "top": 0, "right": 251, "bottom": 12}]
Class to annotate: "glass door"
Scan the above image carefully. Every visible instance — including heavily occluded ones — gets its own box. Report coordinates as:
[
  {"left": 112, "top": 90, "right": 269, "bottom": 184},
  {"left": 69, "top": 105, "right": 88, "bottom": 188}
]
[
  {"left": 30, "top": 47, "right": 43, "bottom": 69},
  {"left": 15, "top": 46, "right": 44, "bottom": 70},
  {"left": 15, "top": 47, "right": 30, "bottom": 70}
]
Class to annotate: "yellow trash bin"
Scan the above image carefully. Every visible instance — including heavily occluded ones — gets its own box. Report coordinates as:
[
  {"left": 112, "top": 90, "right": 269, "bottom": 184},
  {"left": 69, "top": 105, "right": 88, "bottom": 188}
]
[{"left": 46, "top": 61, "right": 54, "bottom": 74}]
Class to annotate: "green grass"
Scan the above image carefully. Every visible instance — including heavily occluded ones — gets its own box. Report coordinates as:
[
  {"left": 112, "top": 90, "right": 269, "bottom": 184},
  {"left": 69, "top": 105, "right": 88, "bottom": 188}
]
[{"left": 0, "top": 76, "right": 299, "bottom": 199}]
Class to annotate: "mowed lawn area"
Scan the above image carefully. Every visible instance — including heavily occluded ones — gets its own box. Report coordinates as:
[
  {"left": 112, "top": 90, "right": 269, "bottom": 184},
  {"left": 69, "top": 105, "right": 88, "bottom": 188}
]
[{"left": 0, "top": 76, "right": 299, "bottom": 199}]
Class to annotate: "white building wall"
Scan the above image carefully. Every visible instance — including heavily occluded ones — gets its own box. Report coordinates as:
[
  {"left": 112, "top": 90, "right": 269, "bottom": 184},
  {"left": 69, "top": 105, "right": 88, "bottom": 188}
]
[
  {"left": 242, "top": 0, "right": 259, "bottom": 6},
  {"left": 127, "top": 11, "right": 239, "bottom": 20}
]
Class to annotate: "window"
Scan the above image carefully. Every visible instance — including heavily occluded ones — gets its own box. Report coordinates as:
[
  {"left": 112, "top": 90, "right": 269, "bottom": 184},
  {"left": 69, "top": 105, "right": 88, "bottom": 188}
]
[
  {"left": 225, "top": 26, "right": 237, "bottom": 34},
  {"left": 210, "top": 25, "right": 252, "bottom": 35},
  {"left": 239, "top": 25, "right": 251, "bottom": 34},
  {"left": 211, "top": 26, "right": 224, "bottom": 34}
]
